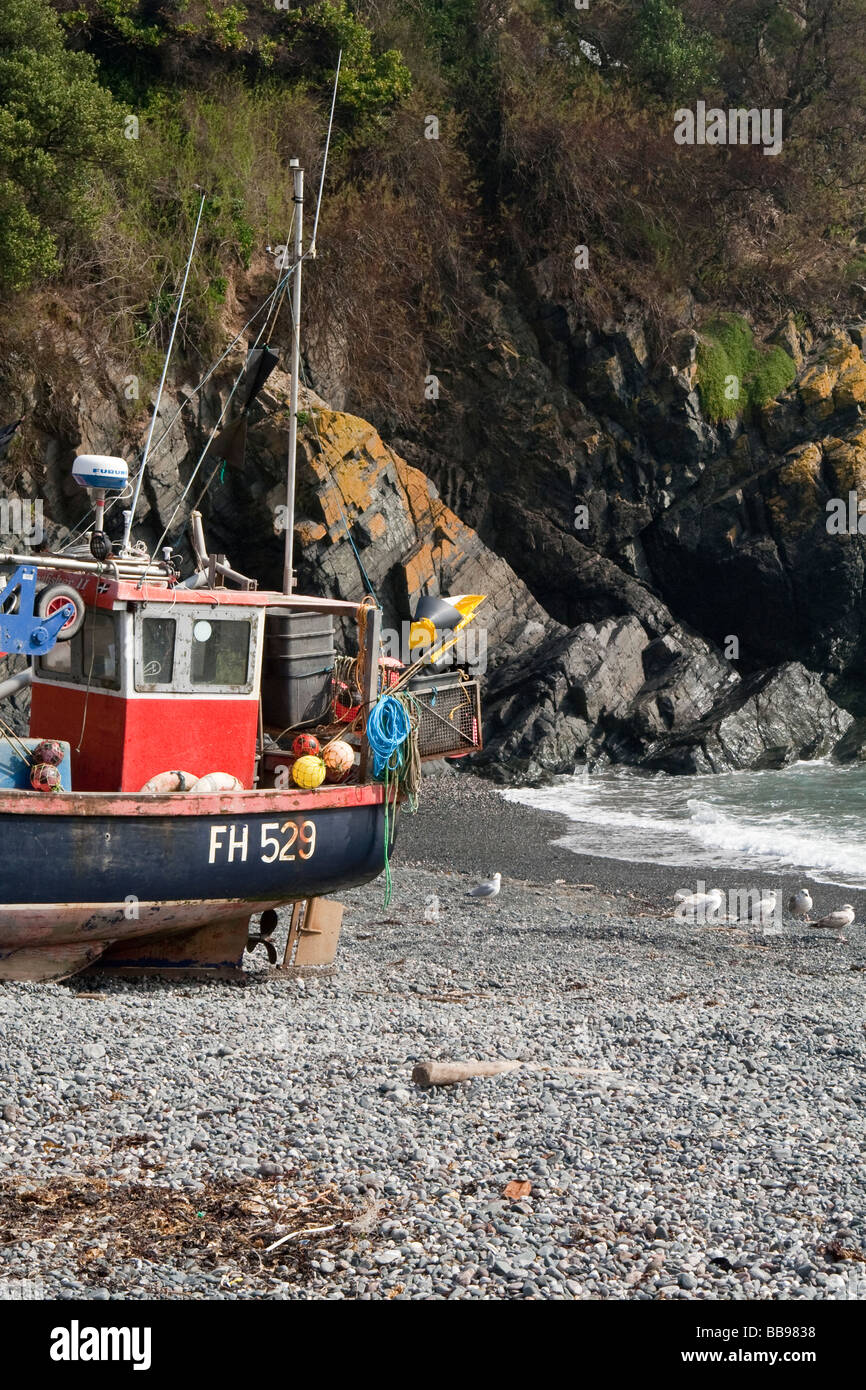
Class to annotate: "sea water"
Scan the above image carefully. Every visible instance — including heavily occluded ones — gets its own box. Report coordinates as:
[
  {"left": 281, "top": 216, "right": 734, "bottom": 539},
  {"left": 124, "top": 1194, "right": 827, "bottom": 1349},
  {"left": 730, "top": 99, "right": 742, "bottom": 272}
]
[{"left": 505, "top": 762, "right": 866, "bottom": 889}]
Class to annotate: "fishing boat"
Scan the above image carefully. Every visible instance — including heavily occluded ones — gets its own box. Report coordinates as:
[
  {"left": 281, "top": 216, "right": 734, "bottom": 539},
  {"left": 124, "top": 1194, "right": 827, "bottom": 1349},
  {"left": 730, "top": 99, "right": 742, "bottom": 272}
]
[{"left": 0, "top": 161, "right": 483, "bottom": 983}]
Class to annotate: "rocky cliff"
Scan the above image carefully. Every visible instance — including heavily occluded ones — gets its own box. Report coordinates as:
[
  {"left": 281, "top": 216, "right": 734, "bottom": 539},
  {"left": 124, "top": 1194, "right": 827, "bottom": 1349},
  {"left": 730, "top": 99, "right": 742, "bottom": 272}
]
[{"left": 2, "top": 305, "right": 864, "bottom": 780}]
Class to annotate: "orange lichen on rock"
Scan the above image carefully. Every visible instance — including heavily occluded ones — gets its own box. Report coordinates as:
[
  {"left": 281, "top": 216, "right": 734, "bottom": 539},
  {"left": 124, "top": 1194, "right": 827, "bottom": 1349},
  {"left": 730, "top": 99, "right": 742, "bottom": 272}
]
[
  {"left": 295, "top": 519, "right": 327, "bottom": 546},
  {"left": 767, "top": 443, "right": 824, "bottom": 534},
  {"left": 834, "top": 357, "right": 866, "bottom": 409},
  {"left": 799, "top": 337, "right": 862, "bottom": 414},
  {"left": 822, "top": 436, "right": 866, "bottom": 495}
]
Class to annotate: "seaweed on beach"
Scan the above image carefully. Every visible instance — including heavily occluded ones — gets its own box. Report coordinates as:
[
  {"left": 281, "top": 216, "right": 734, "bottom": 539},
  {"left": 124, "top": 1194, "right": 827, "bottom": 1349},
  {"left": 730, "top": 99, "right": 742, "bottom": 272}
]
[{"left": 0, "top": 1175, "right": 363, "bottom": 1294}]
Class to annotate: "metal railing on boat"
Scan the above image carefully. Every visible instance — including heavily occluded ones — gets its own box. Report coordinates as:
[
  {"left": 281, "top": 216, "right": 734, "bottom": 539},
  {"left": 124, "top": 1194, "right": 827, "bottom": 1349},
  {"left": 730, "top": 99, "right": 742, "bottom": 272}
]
[{"left": 0, "top": 549, "right": 174, "bottom": 585}]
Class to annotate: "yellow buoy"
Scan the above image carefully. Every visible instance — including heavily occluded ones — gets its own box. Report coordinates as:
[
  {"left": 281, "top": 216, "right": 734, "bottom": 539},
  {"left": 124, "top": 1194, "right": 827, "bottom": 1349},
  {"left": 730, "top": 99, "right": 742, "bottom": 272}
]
[{"left": 292, "top": 754, "right": 326, "bottom": 789}]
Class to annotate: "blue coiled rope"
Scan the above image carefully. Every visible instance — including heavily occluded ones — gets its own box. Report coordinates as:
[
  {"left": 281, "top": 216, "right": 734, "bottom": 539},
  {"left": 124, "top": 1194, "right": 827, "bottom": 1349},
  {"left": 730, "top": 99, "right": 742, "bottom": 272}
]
[
  {"left": 366, "top": 693, "right": 412, "bottom": 906},
  {"left": 366, "top": 693, "right": 411, "bottom": 777}
]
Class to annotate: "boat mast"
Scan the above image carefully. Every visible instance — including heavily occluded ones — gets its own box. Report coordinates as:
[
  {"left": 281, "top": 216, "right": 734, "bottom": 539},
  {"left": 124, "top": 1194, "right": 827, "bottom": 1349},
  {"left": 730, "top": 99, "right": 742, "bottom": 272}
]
[{"left": 283, "top": 159, "right": 304, "bottom": 594}]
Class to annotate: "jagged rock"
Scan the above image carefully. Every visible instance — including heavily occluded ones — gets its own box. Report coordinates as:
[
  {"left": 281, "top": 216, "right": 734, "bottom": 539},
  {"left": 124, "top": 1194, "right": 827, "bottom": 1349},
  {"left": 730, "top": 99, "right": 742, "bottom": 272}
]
[
  {"left": 798, "top": 334, "right": 862, "bottom": 415},
  {"left": 270, "top": 398, "right": 558, "bottom": 665},
  {"left": 398, "top": 284, "right": 866, "bottom": 719},
  {"left": 767, "top": 312, "right": 811, "bottom": 369},
  {"left": 643, "top": 339, "right": 866, "bottom": 701},
  {"left": 641, "top": 663, "right": 853, "bottom": 774},
  {"left": 478, "top": 612, "right": 738, "bottom": 777},
  {"left": 614, "top": 627, "right": 739, "bottom": 752},
  {"left": 478, "top": 616, "right": 648, "bottom": 778},
  {"left": 831, "top": 717, "right": 866, "bottom": 763}
]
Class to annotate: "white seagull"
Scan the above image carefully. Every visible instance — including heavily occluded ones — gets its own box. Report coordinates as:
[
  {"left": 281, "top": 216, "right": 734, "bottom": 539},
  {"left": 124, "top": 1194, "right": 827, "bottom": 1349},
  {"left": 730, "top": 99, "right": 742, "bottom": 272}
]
[
  {"left": 743, "top": 890, "right": 778, "bottom": 924},
  {"left": 674, "top": 887, "right": 724, "bottom": 918},
  {"left": 813, "top": 905, "right": 855, "bottom": 937},
  {"left": 467, "top": 872, "right": 501, "bottom": 900},
  {"left": 787, "top": 888, "right": 813, "bottom": 920}
]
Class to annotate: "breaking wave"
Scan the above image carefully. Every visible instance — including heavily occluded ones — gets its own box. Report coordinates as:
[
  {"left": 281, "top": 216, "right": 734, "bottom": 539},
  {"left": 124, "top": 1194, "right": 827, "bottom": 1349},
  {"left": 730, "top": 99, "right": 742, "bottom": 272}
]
[{"left": 504, "top": 762, "right": 866, "bottom": 888}]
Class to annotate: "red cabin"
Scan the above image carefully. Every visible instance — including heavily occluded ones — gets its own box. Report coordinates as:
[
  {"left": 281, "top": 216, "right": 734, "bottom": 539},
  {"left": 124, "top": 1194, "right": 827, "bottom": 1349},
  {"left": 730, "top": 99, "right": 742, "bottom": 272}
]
[{"left": 28, "top": 570, "right": 346, "bottom": 794}]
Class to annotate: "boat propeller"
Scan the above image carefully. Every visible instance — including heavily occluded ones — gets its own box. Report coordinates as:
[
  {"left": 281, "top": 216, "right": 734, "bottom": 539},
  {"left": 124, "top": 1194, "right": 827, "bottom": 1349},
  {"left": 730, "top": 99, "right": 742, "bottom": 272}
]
[{"left": 245, "top": 907, "right": 280, "bottom": 964}]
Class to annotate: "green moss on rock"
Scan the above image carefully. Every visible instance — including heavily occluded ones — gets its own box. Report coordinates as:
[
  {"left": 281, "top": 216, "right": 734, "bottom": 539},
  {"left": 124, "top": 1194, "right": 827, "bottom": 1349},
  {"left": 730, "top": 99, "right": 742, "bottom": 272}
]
[{"left": 696, "top": 314, "right": 796, "bottom": 423}]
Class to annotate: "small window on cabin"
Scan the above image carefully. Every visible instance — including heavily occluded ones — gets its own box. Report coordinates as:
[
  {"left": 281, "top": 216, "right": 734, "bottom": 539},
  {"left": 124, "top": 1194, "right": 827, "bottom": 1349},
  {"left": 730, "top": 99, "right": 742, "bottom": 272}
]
[
  {"left": 190, "top": 619, "right": 251, "bottom": 687},
  {"left": 141, "top": 617, "right": 176, "bottom": 684},
  {"left": 39, "top": 640, "right": 73, "bottom": 676},
  {"left": 36, "top": 609, "right": 118, "bottom": 688},
  {"left": 81, "top": 610, "right": 119, "bottom": 689}
]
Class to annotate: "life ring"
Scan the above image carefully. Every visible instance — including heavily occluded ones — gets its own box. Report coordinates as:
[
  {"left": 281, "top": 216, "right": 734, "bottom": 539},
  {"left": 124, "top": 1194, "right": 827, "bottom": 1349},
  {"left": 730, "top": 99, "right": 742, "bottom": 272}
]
[
  {"left": 189, "top": 772, "right": 244, "bottom": 794},
  {"left": 139, "top": 770, "right": 197, "bottom": 794}
]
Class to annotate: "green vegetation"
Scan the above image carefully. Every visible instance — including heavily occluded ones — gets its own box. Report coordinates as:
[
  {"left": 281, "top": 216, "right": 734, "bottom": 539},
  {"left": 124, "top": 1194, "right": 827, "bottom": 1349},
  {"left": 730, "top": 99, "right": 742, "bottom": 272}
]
[
  {"left": 2, "top": 0, "right": 866, "bottom": 421},
  {"left": 0, "top": 0, "right": 126, "bottom": 291},
  {"left": 697, "top": 315, "right": 796, "bottom": 422},
  {"left": 632, "top": 0, "right": 717, "bottom": 101}
]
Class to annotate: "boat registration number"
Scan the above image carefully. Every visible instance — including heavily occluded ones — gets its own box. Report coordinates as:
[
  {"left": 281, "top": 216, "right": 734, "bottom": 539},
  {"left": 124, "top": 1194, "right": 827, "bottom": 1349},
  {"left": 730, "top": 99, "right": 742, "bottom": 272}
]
[{"left": 207, "top": 821, "right": 317, "bottom": 864}]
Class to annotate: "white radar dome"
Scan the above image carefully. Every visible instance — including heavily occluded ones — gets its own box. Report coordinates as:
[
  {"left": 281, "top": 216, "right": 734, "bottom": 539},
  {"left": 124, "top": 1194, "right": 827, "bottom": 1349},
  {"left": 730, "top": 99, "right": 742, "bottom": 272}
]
[{"left": 72, "top": 455, "right": 129, "bottom": 491}]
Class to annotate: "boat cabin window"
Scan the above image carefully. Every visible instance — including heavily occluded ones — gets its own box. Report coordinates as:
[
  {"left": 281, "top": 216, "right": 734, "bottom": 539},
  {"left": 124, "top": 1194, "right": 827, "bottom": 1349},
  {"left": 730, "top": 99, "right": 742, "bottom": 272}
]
[
  {"left": 36, "top": 609, "right": 120, "bottom": 691},
  {"left": 39, "top": 639, "right": 72, "bottom": 676},
  {"left": 82, "top": 610, "right": 120, "bottom": 686},
  {"left": 134, "top": 609, "right": 256, "bottom": 693},
  {"left": 142, "top": 617, "right": 176, "bottom": 683},
  {"left": 190, "top": 619, "right": 250, "bottom": 686}
]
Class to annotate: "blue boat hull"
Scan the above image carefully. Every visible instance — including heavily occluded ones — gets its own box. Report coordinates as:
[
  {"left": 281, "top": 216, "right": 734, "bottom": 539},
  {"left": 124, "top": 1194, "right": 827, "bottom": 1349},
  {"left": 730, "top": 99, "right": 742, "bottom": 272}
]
[
  {"left": 0, "top": 803, "right": 389, "bottom": 905},
  {"left": 0, "top": 787, "right": 396, "bottom": 978}
]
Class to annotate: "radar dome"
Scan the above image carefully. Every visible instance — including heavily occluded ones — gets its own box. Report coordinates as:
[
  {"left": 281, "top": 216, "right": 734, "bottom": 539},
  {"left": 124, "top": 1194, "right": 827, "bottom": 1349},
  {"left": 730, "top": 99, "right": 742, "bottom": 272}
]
[{"left": 72, "top": 455, "right": 129, "bottom": 491}]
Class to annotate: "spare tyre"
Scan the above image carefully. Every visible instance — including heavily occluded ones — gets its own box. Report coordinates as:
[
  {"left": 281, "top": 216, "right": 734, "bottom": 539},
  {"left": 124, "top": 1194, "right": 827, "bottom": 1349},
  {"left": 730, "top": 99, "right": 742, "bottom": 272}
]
[{"left": 37, "top": 583, "right": 85, "bottom": 640}]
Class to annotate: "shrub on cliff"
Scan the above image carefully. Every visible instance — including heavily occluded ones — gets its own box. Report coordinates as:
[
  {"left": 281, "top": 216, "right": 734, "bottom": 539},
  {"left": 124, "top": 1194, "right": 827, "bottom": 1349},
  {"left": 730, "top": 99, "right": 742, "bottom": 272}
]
[
  {"left": 631, "top": 0, "right": 717, "bottom": 100},
  {"left": 0, "top": 0, "right": 126, "bottom": 292}
]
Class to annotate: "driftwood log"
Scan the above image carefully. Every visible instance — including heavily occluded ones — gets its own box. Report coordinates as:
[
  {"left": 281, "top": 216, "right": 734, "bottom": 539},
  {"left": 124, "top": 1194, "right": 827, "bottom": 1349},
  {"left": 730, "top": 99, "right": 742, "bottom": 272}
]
[{"left": 411, "top": 1060, "right": 617, "bottom": 1088}]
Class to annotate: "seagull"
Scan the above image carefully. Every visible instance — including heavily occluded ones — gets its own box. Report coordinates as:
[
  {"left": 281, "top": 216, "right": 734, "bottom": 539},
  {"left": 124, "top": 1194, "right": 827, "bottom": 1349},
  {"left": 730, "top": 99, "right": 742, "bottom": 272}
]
[
  {"left": 674, "top": 888, "right": 724, "bottom": 919},
  {"left": 812, "top": 905, "right": 855, "bottom": 938},
  {"left": 787, "top": 888, "right": 813, "bottom": 920},
  {"left": 467, "top": 872, "right": 501, "bottom": 900},
  {"left": 743, "top": 890, "right": 778, "bottom": 924}
]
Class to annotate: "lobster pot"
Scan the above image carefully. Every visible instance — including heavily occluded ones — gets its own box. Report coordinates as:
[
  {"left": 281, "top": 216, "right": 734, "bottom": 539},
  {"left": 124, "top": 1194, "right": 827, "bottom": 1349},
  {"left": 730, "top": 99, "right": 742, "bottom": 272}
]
[
  {"left": 261, "top": 609, "right": 335, "bottom": 730},
  {"left": 407, "top": 674, "right": 483, "bottom": 760}
]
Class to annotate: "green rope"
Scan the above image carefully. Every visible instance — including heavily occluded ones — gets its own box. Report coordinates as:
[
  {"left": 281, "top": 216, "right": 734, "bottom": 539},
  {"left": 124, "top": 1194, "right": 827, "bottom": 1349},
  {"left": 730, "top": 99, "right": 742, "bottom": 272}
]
[
  {"left": 371, "top": 691, "right": 421, "bottom": 905},
  {"left": 382, "top": 762, "right": 394, "bottom": 907},
  {"left": 380, "top": 743, "right": 404, "bottom": 907}
]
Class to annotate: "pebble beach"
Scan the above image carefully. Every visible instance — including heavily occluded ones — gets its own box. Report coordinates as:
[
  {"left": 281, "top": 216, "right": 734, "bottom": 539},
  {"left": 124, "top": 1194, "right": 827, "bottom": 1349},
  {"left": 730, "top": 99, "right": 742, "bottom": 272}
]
[{"left": 1, "top": 775, "right": 865, "bottom": 1301}]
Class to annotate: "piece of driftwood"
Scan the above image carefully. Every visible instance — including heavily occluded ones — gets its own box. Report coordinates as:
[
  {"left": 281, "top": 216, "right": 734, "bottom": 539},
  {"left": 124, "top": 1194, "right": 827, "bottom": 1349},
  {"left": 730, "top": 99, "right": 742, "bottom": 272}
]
[
  {"left": 411, "top": 1060, "right": 618, "bottom": 1088},
  {"left": 264, "top": 1221, "right": 339, "bottom": 1255}
]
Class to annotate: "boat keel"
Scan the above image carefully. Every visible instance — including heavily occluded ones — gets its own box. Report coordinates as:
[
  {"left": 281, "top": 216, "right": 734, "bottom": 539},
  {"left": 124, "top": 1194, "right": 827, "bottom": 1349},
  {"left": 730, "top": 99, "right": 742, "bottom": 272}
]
[
  {"left": 0, "top": 941, "right": 111, "bottom": 983},
  {"left": 95, "top": 914, "right": 254, "bottom": 980}
]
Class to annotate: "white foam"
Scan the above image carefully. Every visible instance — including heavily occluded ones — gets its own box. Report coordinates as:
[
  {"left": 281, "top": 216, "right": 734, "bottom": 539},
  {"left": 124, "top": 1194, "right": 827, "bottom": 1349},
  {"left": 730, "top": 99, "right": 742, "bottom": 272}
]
[{"left": 505, "top": 764, "right": 866, "bottom": 889}]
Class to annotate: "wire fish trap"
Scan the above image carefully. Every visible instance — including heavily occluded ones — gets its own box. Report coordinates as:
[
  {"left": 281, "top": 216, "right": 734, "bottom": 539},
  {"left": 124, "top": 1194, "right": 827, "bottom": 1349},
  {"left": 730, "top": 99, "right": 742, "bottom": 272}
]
[{"left": 407, "top": 675, "right": 482, "bottom": 760}]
